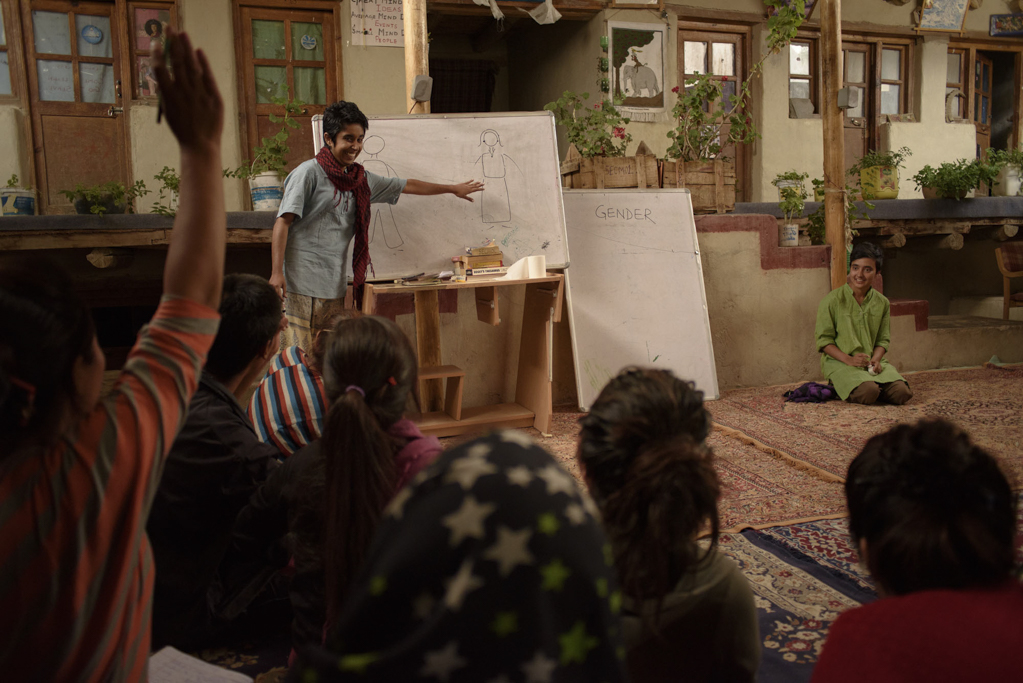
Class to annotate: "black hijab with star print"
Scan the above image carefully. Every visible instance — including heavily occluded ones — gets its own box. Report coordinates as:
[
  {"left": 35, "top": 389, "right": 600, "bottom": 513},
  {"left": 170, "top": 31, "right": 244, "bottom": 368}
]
[{"left": 291, "top": 430, "right": 629, "bottom": 682}]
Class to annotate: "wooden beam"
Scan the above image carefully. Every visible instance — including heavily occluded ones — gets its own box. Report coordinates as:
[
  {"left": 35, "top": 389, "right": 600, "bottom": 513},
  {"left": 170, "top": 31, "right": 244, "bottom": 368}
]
[
  {"left": 905, "top": 233, "right": 965, "bottom": 251},
  {"left": 988, "top": 224, "right": 1019, "bottom": 241},
  {"left": 820, "top": 0, "right": 846, "bottom": 291},
  {"left": 405, "top": 0, "right": 430, "bottom": 114}
]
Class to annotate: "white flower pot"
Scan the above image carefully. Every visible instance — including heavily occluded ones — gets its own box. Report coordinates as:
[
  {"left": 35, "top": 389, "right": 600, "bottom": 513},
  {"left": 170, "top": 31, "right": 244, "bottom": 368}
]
[
  {"left": 779, "top": 223, "right": 799, "bottom": 247},
  {"left": 775, "top": 179, "right": 804, "bottom": 202},
  {"left": 248, "top": 171, "right": 283, "bottom": 212},
  {"left": 0, "top": 188, "right": 37, "bottom": 216},
  {"left": 992, "top": 165, "right": 1022, "bottom": 197}
]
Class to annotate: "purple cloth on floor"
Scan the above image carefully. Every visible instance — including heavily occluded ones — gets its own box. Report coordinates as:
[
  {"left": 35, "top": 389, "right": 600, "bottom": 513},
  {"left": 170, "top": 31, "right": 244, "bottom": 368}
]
[{"left": 783, "top": 382, "right": 839, "bottom": 403}]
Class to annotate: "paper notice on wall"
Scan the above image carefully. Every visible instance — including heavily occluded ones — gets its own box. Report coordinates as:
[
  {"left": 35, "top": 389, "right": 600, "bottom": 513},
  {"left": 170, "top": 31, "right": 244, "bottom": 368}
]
[{"left": 351, "top": 0, "right": 404, "bottom": 48}]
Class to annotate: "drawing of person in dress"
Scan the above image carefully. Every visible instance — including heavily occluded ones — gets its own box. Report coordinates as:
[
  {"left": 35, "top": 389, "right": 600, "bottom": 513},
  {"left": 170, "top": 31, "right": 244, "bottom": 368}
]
[
  {"left": 361, "top": 135, "right": 405, "bottom": 248},
  {"left": 474, "top": 129, "right": 520, "bottom": 224}
]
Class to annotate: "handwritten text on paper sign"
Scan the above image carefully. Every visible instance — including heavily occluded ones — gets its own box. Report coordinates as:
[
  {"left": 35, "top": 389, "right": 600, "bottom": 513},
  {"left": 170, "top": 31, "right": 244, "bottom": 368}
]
[{"left": 594, "top": 205, "right": 656, "bottom": 223}]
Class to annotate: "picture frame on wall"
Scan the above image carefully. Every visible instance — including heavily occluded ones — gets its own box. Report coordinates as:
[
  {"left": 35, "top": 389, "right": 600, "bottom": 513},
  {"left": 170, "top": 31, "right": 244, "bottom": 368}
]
[
  {"left": 915, "top": 0, "right": 970, "bottom": 33},
  {"left": 608, "top": 21, "right": 668, "bottom": 122},
  {"left": 990, "top": 14, "right": 1023, "bottom": 37}
]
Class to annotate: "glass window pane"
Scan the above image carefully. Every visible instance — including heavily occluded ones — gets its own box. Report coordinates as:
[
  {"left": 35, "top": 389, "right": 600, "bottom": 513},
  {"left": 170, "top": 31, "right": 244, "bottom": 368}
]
[
  {"left": 76, "top": 15, "right": 112, "bottom": 59},
  {"left": 134, "top": 8, "right": 170, "bottom": 51},
  {"left": 946, "top": 87, "right": 961, "bottom": 117},
  {"left": 711, "top": 43, "right": 735, "bottom": 77},
  {"left": 790, "top": 78, "right": 811, "bottom": 100},
  {"left": 983, "top": 63, "right": 990, "bottom": 92},
  {"left": 291, "top": 22, "right": 324, "bottom": 62},
  {"left": 881, "top": 49, "right": 901, "bottom": 82},
  {"left": 975, "top": 62, "right": 981, "bottom": 89},
  {"left": 975, "top": 93, "right": 980, "bottom": 121},
  {"left": 0, "top": 53, "right": 11, "bottom": 96},
  {"left": 684, "top": 42, "right": 707, "bottom": 75},
  {"left": 880, "top": 83, "right": 900, "bottom": 115},
  {"left": 721, "top": 80, "right": 737, "bottom": 109},
  {"left": 33, "top": 11, "right": 71, "bottom": 56},
  {"left": 947, "top": 52, "right": 961, "bottom": 84},
  {"left": 0, "top": 8, "right": 6, "bottom": 45},
  {"left": 254, "top": 65, "right": 287, "bottom": 103},
  {"left": 80, "top": 63, "right": 115, "bottom": 103},
  {"left": 848, "top": 86, "right": 864, "bottom": 118},
  {"left": 252, "top": 20, "right": 286, "bottom": 60},
  {"left": 294, "top": 66, "right": 325, "bottom": 104},
  {"left": 790, "top": 43, "right": 810, "bottom": 76},
  {"left": 37, "top": 60, "right": 74, "bottom": 101},
  {"left": 982, "top": 95, "right": 989, "bottom": 124},
  {"left": 846, "top": 51, "right": 865, "bottom": 83},
  {"left": 137, "top": 55, "right": 157, "bottom": 97}
]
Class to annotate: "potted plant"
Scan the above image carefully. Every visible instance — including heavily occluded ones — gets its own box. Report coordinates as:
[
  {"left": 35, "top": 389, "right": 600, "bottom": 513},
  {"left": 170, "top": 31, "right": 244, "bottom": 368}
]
[
  {"left": 911, "top": 159, "right": 999, "bottom": 200},
  {"left": 812, "top": 177, "right": 825, "bottom": 202},
  {"left": 773, "top": 171, "right": 809, "bottom": 202},
  {"left": 805, "top": 185, "right": 873, "bottom": 245},
  {"left": 152, "top": 166, "right": 179, "bottom": 217},
  {"left": 986, "top": 147, "right": 1023, "bottom": 197},
  {"left": 848, "top": 147, "right": 912, "bottom": 200},
  {"left": 545, "top": 90, "right": 632, "bottom": 159},
  {"left": 246, "top": 87, "right": 305, "bottom": 211},
  {"left": 778, "top": 181, "right": 808, "bottom": 247},
  {"left": 60, "top": 180, "right": 149, "bottom": 215},
  {"left": 1, "top": 174, "right": 37, "bottom": 216}
]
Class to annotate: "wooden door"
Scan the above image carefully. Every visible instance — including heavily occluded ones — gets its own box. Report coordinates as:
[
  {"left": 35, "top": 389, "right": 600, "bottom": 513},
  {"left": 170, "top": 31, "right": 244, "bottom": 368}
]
[
  {"left": 238, "top": 6, "right": 337, "bottom": 174},
  {"left": 679, "top": 29, "right": 749, "bottom": 202},
  {"left": 22, "top": 1, "right": 128, "bottom": 213},
  {"left": 974, "top": 53, "right": 993, "bottom": 158},
  {"left": 842, "top": 43, "right": 870, "bottom": 179}
]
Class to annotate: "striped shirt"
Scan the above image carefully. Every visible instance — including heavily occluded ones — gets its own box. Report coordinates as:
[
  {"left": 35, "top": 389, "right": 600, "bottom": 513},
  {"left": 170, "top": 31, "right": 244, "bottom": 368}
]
[
  {"left": 0, "top": 297, "right": 219, "bottom": 682},
  {"left": 248, "top": 345, "right": 328, "bottom": 457}
]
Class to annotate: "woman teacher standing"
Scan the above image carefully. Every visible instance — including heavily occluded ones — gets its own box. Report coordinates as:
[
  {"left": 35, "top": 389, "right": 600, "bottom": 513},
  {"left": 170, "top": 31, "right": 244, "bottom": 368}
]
[{"left": 269, "top": 101, "right": 483, "bottom": 349}]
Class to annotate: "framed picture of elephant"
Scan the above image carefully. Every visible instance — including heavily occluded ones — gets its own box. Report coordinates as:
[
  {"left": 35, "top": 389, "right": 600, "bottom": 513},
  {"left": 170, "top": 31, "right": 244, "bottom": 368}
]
[{"left": 609, "top": 21, "right": 668, "bottom": 121}]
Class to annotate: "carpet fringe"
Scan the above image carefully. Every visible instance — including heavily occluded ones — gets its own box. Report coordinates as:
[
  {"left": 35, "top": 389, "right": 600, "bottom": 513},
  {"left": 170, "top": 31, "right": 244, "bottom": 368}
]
[{"left": 712, "top": 422, "right": 847, "bottom": 484}]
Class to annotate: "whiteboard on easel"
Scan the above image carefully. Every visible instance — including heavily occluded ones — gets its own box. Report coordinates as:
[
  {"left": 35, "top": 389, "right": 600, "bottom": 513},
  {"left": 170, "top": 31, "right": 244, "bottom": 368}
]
[
  {"left": 309, "top": 111, "right": 569, "bottom": 281},
  {"left": 565, "top": 189, "right": 719, "bottom": 409}
]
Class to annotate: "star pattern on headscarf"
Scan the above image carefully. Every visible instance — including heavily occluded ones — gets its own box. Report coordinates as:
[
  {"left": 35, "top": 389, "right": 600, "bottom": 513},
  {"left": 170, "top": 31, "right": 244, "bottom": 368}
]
[
  {"left": 483, "top": 526, "right": 535, "bottom": 576},
  {"left": 443, "top": 495, "right": 496, "bottom": 546},
  {"left": 559, "top": 621, "right": 599, "bottom": 665},
  {"left": 540, "top": 559, "right": 571, "bottom": 592},
  {"left": 384, "top": 485, "right": 414, "bottom": 519},
  {"left": 563, "top": 503, "right": 587, "bottom": 525},
  {"left": 505, "top": 465, "right": 533, "bottom": 487},
  {"left": 420, "top": 641, "right": 467, "bottom": 682},
  {"left": 499, "top": 429, "right": 535, "bottom": 448},
  {"left": 491, "top": 610, "right": 519, "bottom": 637},
  {"left": 445, "top": 455, "right": 499, "bottom": 490},
  {"left": 537, "top": 512, "right": 560, "bottom": 536},
  {"left": 536, "top": 464, "right": 577, "bottom": 497},
  {"left": 521, "top": 650, "right": 558, "bottom": 683},
  {"left": 444, "top": 559, "right": 485, "bottom": 611}
]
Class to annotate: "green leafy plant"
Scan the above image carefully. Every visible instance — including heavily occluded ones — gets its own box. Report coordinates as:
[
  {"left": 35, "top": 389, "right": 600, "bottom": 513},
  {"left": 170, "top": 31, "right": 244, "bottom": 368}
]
[
  {"left": 666, "top": 1, "right": 806, "bottom": 162},
  {"left": 779, "top": 183, "right": 808, "bottom": 223},
  {"left": 805, "top": 186, "right": 873, "bottom": 245},
  {"left": 911, "top": 159, "right": 1000, "bottom": 200},
  {"left": 848, "top": 147, "right": 912, "bottom": 177},
  {"left": 6, "top": 174, "right": 20, "bottom": 189},
  {"left": 248, "top": 87, "right": 305, "bottom": 177},
  {"left": 151, "top": 166, "right": 180, "bottom": 217},
  {"left": 544, "top": 91, "right": 632, "bottom": 158},
  {"left": 60, "top": 180, "right": 149, "bottom": 215},
  {"left": 986, "top": 147, "right": 1023, "bottom": 168},
  {"left": 773, "top": 170, "right": 809, "bottom": 186}
]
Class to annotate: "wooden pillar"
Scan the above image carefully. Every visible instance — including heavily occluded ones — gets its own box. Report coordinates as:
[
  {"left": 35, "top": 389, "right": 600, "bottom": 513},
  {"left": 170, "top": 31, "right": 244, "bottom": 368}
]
[
  {"left": 404, "top": 0, "right": 430, "bottom": 114},
  {"left": 820, "top": 0, "right": 846, "bottom": 291}
]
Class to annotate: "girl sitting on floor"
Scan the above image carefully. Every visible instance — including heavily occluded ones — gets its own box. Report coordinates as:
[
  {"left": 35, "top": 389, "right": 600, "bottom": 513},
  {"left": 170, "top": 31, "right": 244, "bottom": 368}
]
[
  {"left": 812, "top": 418, "right": 1022, "bottom": 683},
  {"left": 577, "top": 367, "right": 760, "bottom": 683}
]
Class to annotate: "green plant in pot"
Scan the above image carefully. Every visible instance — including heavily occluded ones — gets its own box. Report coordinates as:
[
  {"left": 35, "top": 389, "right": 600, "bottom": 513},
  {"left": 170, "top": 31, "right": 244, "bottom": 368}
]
[
  {"left": 246, "top": 87, "right": 305, "bottom": 211},
  {"left": 848, "top": 147, "right": 911, "bottom": 200},
  {"left": 986, "top": 147, "right": 1023, "bottom": 197},
  {"left": 544, "top": 91, "right": 632, "bottom": 158},
  {"left": 152, "top": 166, "right": 180, "bottom": 217},
  {"left": 777, "top": 181, "right": 808, "bottom": 247},
  {"left": 60, "top": 180, "right": 149, "bottom": 215},
  {"left": 773, "top": 170, "right": 809, "bottom": 202},
  {"left": 1, "top": 174, "right": 37, "bottom": 216},
  {"left": 911, "top": 158, "right": 999, "bottom": 200}
]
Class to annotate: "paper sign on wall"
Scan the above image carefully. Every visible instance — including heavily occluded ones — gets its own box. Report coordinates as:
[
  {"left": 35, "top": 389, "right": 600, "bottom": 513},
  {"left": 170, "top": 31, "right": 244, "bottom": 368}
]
[{"left": 351, "top": 0, "right": 404, "bottom": 48}]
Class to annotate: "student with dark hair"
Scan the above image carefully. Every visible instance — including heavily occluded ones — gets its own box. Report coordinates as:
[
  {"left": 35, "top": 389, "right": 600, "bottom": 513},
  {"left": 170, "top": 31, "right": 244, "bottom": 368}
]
[
  {"left": 812, "top": 419, "right": 1022, "bottom": 682},
  {"left": 269, "top": 100, "right": 485, "bottom": 346},
  {"left": 815, "top": 241, "right": 912, "bottom": 405},
  {"left": 291, "top": 431, "right": 628, "bottom": 683},
  {"left": 0, "top": 30, "right": 225, "bottom": 680},
  {"left": 147, "top": 273, "right": 287, "bottom": 650},
  {"left": 577, "top": 367, "right": 760, "bottom": 683},
  {"left": 228, "top": 314, "right": 440, "bottom": 659}
]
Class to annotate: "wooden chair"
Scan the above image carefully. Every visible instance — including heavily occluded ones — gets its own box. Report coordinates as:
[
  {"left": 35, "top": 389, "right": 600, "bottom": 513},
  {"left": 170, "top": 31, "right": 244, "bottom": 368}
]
[{"left": 995, "top": 243, "right": 1023, "bottom": 320}]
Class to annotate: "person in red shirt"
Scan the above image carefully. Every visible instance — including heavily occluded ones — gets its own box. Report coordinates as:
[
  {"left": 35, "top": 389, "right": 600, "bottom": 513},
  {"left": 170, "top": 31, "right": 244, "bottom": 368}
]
[
  {"left": 812, "top": 418, "right": 1022, "bottom": 683},
  {"left": 0, "top": 29, "right": 226, "bottom": 681}
]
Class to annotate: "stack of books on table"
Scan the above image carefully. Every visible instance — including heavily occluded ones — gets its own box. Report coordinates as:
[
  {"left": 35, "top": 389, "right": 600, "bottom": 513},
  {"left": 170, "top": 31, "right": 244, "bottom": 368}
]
[{"left": 463, "top": 245, "right": 506, "bottom": 276}]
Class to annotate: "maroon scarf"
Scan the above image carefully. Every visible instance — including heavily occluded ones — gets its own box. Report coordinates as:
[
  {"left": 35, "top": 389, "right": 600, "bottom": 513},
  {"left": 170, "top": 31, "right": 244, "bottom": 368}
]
[{"left": 316, "top": 145, "right": 373, "bottom": 309}]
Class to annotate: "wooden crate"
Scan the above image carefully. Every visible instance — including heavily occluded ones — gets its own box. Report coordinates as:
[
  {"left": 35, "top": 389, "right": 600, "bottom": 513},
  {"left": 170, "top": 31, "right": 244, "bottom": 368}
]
[
  {"left": 560, "top": 142, "right": 659, "bottom": 190},
  {"left": 660, "top": 159, "right": 736, "bottom": 214}
]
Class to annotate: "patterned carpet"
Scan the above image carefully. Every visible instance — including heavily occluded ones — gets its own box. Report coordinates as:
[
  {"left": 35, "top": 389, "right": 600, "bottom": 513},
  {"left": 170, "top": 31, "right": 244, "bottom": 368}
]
[{"left": 709, "top": 365, "right": 1023, "bottom": 486}]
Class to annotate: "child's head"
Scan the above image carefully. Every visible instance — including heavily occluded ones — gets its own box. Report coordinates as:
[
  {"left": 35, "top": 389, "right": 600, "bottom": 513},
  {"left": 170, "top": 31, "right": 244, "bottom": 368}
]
[
  {"left": 848, "top": 242, "right": 883, "bottom": 291},
  {"left": 0, "top": 256, "right": 102, "bottom": 458},
  {"left": 577, "top": 367, "right": 720, "bottom": 599},
  {"left": 205, "top": 274, "right": 284, "bottom": 382},
  {"left": 846, "top": 418, "right": 1017, "bottom": 596}
]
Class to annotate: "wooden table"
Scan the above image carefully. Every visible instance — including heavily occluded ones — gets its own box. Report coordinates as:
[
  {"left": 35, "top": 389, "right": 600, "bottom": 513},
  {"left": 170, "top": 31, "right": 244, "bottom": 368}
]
[{"left": 363, "top": 273, "right": 565, "bottom": 437}]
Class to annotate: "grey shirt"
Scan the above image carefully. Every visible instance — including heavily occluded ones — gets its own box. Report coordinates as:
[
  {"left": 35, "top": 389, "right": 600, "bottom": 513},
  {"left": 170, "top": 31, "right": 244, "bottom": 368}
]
[{"left": 278, "top": 159, "right": 406, "bottom": 299}]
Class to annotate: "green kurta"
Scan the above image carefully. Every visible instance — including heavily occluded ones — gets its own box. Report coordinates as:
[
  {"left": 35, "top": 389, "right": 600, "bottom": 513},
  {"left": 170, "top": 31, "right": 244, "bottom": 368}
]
[{"left": 815, "top": 284, "right": 905, "bottom": 400}]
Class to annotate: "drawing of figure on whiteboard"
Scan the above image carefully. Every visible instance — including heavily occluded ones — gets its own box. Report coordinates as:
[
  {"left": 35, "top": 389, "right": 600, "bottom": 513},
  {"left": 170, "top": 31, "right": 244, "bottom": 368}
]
[
  {"left": 474, "top": 129, "right": 520, "bottom": 224},
  {"left": 361, "top": 135, "right": 405, "bottom": 248}
]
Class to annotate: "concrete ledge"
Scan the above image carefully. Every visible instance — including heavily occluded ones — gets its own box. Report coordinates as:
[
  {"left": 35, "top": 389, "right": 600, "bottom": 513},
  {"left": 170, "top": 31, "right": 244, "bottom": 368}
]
[
  {"left": 734, "top": 196, "right": 1023, "bottom": 220},
  {"left": 695, "top": 213, "right": 830, "bottom": 271},
  {"left": 890, "top": 298, "right": 929, "bottom": 331}
]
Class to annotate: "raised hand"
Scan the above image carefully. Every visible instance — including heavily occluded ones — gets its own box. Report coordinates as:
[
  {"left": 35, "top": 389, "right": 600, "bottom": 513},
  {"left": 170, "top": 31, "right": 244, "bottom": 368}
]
[{"left": 151, "top": 28, "right": 223, "bottom": 152}]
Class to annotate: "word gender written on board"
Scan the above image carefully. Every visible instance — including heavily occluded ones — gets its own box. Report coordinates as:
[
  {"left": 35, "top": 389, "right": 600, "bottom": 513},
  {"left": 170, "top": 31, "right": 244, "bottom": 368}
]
[
  {"left": 594, "top": 204, "right": 656, "bottom": 223},
  {"left": 351, "top": 0, "right": 404, "bottom": 47}
]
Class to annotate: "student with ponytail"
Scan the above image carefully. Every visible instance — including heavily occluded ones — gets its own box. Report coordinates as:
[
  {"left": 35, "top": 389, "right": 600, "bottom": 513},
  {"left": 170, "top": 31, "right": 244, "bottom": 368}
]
[
  {"left": 578, "top": 367, "right": 760, "bottom": 683},
  {"left": 227, "top": 314, "right": 440, "bottom": 658}
]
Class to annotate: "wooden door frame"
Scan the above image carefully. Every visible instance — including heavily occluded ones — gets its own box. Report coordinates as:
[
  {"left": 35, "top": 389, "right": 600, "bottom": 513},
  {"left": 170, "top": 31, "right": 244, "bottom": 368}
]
[
  {"left": 2, "top": 0, "right": 37, "bottom": 190},
  {"left": 232, "top": 0, "right": 343, "bottom": 187},
  {"left": 950, "top": 38, "right": 1023, "bottom": 155},
  {"left": 677, "top": 20, "right": 753, "bottom": 202}
]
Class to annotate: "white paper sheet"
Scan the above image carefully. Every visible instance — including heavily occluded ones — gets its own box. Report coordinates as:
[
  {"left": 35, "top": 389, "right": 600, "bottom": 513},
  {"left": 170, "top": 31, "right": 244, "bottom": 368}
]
[{"left": 148, "top": 647, "right": 253, "bottom": 683}]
